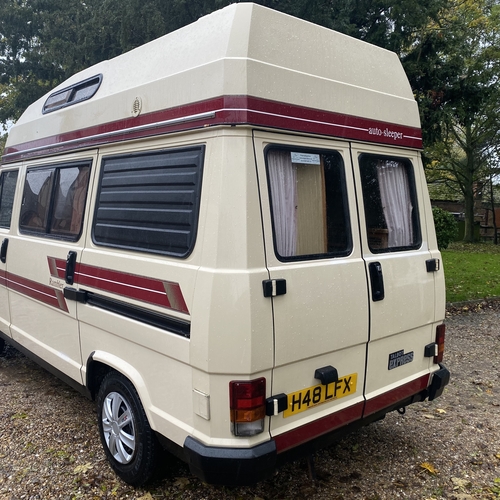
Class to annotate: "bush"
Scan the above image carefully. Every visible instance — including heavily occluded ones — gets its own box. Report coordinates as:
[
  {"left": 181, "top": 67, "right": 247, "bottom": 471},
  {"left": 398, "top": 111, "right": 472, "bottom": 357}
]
[{"left": 432, "top": 207, "right": 458, "bottom": 249}]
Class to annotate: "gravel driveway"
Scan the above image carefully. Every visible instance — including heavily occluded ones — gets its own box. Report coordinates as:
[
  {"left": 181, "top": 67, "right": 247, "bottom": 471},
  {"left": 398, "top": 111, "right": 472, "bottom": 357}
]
[{"left": 1, "top": 305, "right": 499, "bottom": 500}]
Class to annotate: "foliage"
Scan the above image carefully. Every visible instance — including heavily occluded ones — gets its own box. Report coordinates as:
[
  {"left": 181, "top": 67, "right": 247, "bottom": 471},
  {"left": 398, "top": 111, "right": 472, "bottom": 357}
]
[
  {"left": 0, "top": 0, "right": 458, "bottom": 127},
  {"left": 420, "top": 0, "right": 500, "bottom": 242},
  {"left": 432, "top": 206, "right": 459, "bottom": 249},
  {"left": 442, "top": 242, "right": 500, "bottom": 302}
]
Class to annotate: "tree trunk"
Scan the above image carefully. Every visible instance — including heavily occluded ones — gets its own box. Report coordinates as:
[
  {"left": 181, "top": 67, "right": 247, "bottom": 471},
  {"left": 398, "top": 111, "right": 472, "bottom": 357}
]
[
  {"left": 463, "top": 186, "right": 475, "bottom": 242},
  {"left": 490, "top": 176, "right": 498, "bottom": 245}
]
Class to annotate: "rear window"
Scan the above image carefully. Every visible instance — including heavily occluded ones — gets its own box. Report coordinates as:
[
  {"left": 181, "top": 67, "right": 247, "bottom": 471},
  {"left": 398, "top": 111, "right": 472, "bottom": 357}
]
[
  {"left": 266, "top": 147, "right": 351, "bottom": 260},
  {"left": 93, "top": 146, "right": 204, "bottom": 257},
  {"left": 359, "top": 154, "right": 421, "bottom": 252}
]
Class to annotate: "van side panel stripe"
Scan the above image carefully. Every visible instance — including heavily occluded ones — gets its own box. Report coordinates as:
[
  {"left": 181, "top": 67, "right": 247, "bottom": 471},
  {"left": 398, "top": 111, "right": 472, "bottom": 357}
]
[
  {"left": 49, "top": 257, "right": 189, "bottom": 315},
  {"left": 4, "top": 272, "right": 69, "bottom": 313},
  {"left": 3, "top": 95, "right": 423, "bottom": 162}
]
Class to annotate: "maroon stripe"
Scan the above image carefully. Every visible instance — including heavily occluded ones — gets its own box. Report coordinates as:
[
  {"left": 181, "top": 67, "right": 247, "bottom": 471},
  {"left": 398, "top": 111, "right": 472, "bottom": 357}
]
[
  {"left": 3, "top": 95, "right": 422, "bottom": 162},
  {"left": 54, "top": 259, "right": 189, "bottom": 314},
  {"left": 274, "top": 373, "right": 430, "bottom": 453},
  {"left": 7, "top": 273, "right": 69, "bottom": 313},
  {"left": 47, "top": 256, "right": 64, "bottom": 279},
  {"left": 0, "top": 269, "right": 7, "bottom": 288},
  {"left": 274, "top": 401, "right": 364, "bottom": 453},
  {"left": 363, "top": 374, "right": 430, "bottom": 417}
]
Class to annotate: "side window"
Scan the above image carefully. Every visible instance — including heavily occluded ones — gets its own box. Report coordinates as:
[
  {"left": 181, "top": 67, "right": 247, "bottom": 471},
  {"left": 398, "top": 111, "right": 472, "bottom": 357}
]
[
  {"left": 359, "top": 154, "right": 421, "bottom": 252},
  {"left": 0, "top": 170, "right": 19, "bottom": 229},
  {"left": 19, "top": 162, "right": 91, "bottom": 240},
  {"left": 266, "top": 147, "right": 351, "bottom": 260},
  {"left": 93, "top": 146, "right": 204, "bottom": 257}
]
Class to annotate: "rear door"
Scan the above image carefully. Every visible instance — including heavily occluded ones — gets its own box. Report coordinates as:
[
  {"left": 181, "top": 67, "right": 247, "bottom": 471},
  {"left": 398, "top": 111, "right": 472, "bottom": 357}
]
[
  {"left": 253, "top": 131, "right": 369, "bottom": 437},
  {"left": 351, "top": 143, "right": 438, "bottom": 416},
  {"left": 6, "top": 154, "right": 94, "bottom": 382},
  {"left": 0, "top": 168, "right": 19, "bottom": 336}
]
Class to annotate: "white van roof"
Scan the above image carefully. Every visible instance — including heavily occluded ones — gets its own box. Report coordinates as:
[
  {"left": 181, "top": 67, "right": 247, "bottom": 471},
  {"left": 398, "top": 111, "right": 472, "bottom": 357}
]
[{"left": 3, "top": 2, "right": 422, "bottom": 163}]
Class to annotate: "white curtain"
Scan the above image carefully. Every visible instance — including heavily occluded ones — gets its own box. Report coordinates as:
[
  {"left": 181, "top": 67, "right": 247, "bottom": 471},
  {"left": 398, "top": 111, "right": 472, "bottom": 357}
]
[
  {"left": 377, "top": 161, "right": 413, "bottom": 247},
  {"left": 268, "top": 151, "right": 297, "bottom": 256}
]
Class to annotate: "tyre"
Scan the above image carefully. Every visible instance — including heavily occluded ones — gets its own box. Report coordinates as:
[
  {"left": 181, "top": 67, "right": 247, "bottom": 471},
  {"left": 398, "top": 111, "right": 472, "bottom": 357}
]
[
  {"left": 96, "top": 371, "right": 160, "bottom": 486},
  {"left": 0, "top": 337, "right": 5, "bottom": 357}
]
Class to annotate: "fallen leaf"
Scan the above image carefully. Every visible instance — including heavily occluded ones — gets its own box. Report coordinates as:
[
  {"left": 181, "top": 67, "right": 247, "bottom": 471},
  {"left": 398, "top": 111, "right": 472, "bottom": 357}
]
[
  {"left": 420, "top": 462, "right": 438, "bottom": 475},
  {"left": 451, "top": 477, "right": 471, "bottom": 490},
  {"left": 73, "top": 463, "right": 93, "bottom": 475},
  {"left": 137, "top": 494, "right": 154, "bottom": 500},
  {"left": 436, "top": 408, "right": 447, "bottom": 414},
  {"left": 174, "top": 477, "right": 191, "bottom": 489}
]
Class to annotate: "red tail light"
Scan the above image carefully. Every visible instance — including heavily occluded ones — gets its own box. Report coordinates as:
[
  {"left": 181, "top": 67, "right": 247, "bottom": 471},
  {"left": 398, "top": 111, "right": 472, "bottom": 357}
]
[
  {"left": 434, "top": 324, "right": 445, "bottom": 364},
  {"left": 229, "top": 378, "right": 266, "bottom": 436}
]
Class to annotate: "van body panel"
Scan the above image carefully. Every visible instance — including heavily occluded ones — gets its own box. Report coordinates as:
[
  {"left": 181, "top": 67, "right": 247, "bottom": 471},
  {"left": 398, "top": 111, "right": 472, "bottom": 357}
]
[
  {"left": 3, "top": 4, "right": 422, "bottom": 164},
  {"left": 6, "top": 152, "right": 97, "bottom": 382},
  {"left": 0, "top": 166, "right": 20, "bottom": 336}
]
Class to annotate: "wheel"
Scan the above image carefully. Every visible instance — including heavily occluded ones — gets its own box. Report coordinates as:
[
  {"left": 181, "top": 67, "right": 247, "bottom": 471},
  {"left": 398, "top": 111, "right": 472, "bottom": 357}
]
[
  {"left": 0, "top": 337, "right": 5, "bottom": 357},
  {"left": 96, "top": 371, "right": 160, "bottom": 486}
]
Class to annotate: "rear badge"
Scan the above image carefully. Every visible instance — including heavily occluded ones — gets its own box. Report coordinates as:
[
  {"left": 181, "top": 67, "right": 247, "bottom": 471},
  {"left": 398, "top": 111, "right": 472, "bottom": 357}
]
[{"left": 388, "top": 349, "right": 414, "bottom": 370}]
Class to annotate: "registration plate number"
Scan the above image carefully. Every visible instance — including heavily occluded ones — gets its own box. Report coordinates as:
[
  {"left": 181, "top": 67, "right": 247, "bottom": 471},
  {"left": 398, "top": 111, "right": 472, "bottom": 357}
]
[{"left": 283, "top": 373, "right": 357, "bottom": 418}]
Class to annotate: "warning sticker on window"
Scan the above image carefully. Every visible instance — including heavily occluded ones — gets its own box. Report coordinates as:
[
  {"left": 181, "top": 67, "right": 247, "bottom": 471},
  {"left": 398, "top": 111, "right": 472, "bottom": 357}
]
[{"left": 291, "top": 152, "right": 321, "bottom": 165}]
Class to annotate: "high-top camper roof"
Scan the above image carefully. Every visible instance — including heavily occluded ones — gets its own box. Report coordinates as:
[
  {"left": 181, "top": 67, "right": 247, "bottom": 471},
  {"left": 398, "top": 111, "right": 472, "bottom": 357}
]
[{"left": 2, "top": 2, "right": 422, "bottom": 163}]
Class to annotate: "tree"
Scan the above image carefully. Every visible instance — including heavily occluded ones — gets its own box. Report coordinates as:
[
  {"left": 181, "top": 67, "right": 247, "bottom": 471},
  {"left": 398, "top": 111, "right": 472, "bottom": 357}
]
[{"left": 418, "top": 0, "right": 500, "bottom": 241}]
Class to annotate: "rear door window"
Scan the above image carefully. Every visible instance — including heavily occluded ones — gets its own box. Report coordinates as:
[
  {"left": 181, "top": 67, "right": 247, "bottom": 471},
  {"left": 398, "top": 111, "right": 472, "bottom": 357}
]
[
  {"left": 266, "top": 147, "right": 351, "bottom": 260},
  {"left": 359, "top": 154, "right": 421, "bottom": 252}
]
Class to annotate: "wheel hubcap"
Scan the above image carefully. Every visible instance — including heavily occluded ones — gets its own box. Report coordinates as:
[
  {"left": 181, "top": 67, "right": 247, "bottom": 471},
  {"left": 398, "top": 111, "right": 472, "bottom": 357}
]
[{"left": 102, "top": 391, "right": 136, "bottom": 464}]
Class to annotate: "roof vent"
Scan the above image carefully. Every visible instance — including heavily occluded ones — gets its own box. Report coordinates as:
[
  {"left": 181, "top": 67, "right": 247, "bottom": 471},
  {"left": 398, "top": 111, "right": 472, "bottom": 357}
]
[
  {"left": 132, "top": 96, "right": 142, "bottom": 117},
  {"left": 43, "top": 74, "right": 102, "bottom": 114}
]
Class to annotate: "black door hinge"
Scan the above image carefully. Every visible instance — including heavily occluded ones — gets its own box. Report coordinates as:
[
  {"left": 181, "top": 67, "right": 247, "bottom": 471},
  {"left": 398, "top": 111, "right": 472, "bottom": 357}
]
[{"left": 262, "top": 279, "right": 287, "bottom": 298}]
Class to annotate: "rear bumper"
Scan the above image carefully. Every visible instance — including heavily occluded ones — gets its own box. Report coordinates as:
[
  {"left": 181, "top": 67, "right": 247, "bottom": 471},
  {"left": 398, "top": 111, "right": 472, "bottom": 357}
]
[{"left": 184, "top": 365, "right": 450, "bottom": 485}]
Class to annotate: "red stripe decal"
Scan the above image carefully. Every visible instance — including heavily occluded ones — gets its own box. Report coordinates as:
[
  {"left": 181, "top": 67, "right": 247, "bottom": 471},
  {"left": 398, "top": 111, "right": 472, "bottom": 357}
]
[
  {"left": 274, "top": 401, "right": 364, "bottom": 453},
  {"left": 362, "top": 374, "right": 430, "bottom": 417},
  {"left": 274, "top": 373, "right": 430, "bottom": 453},
  {"left": 0, "top": 269, "right": 7, "bottom": 288},
  {"left": 51, "top": 258, "right": 189, "bottom": 315},
  {"left": 3, "top": 95, "right": 422, "bottom": 162},
  {"left": 6, "top": 272, "right": 69, "bottom": 313},
  {"left": 47, "top": 256, "right": 64, "bottom": 279}
]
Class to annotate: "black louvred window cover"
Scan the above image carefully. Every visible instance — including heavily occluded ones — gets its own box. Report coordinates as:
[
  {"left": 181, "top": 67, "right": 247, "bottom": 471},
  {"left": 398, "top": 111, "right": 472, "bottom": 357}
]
[{"left": 93, "top": 146, "right": 204, "bottom": 256}]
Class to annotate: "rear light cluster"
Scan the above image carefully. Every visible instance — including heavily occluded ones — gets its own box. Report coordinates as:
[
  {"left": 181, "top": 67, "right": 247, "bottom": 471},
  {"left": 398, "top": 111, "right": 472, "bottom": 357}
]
[
  {"left": 229, "top": 377, "right": 266, "bottom": 436},
  {"left": 434, "top": 324, "right": 445, "bottom": 364}
]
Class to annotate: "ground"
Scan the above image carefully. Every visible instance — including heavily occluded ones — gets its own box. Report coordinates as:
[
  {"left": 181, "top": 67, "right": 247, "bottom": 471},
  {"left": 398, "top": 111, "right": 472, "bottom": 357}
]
[{"left": 0, "top": 305, "right": 499, "bottom": 499}]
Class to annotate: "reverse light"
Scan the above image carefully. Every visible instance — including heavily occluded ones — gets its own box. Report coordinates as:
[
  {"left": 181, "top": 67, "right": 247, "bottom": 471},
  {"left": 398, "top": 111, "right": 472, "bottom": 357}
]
[
  {"left": 434, "top": 324, "right": 445, "bottom": 364},
  {"left": 229, "top": 378, "right": 266, "bottom": 436}
]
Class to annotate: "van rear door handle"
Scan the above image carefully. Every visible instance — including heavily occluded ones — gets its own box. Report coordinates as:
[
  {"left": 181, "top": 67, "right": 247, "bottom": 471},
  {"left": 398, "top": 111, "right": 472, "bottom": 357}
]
[
  {"left": 369, "top": 261, "right": 385, "bottom": 301},
  {"left": 0, "top": 239, "right": 8, "bottom": 264}
]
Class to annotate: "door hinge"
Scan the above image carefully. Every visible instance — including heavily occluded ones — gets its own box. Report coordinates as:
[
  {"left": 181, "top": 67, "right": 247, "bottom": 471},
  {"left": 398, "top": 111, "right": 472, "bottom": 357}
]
[
  {"left": 262, "top": 279, "right": 287, "bottom": 298},
  {"left": 426, "top": 259, "right": 440, "bottom": 272},
  {"left": 265, "top": 393, "right": 288, "bottom": 416}
]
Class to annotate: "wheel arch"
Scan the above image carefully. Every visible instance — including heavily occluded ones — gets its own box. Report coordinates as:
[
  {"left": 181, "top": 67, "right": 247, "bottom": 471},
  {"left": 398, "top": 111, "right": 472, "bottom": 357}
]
[{"left": 85, "top": 351, "right": 153, "bottom": 417}]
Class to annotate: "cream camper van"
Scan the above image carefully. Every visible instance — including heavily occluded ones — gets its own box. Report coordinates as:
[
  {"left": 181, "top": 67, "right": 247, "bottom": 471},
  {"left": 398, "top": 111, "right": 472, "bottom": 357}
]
[{"left": 0, "top": 3, "right": 449, "bottom": 486}]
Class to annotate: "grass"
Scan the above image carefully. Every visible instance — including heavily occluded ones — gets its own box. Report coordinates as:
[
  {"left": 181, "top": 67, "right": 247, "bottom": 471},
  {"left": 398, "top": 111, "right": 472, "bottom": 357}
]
[{"left": 442, "top": 242, "right": 500, "bottom": 303}]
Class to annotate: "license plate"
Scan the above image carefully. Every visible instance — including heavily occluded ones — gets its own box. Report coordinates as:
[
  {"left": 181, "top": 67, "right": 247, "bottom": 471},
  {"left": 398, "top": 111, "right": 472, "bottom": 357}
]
[{"left": 283, "top": 373, "right": 357, "bottom": 418}]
